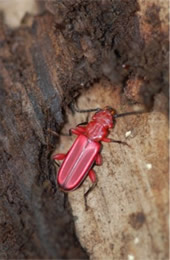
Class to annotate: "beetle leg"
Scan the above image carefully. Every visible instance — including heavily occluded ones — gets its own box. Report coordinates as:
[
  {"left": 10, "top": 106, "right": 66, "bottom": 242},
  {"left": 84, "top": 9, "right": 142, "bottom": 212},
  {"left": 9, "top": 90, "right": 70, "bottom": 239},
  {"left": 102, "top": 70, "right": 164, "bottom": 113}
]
[
  {"left": 88, "top": 169, "right": 97, "bottom": 183},
  {"left": 70, "top": 126, "right": 86, "bottom": 136},
  {"left": 75, "top": 126, "right": 86, "bottom": 132},
  {"left": 76, "top": 122, "right": 88, "bottom": 127},
  {"left": 84, "top": 170, "right": 97, "bottom": 210},
  {"left": 95, "top": 153, "right": 102, "bottom": 165},
  {"left": 70, "top": 128, "right": 81, "bottom": 135},
  {"left": 47, "top": 128, "right": 71, "bottom": 137},
  {"left": 54, "top": 161, "right": 60, "bottom": 167},
  {"left": 47, "top": 128, "right": 59, "bottom": 137},
  {"left": 102, "top": 137, "right": 131, "bottom": 147},
  {"left": 53, "top": 153, "right": 66, "bottom": 167},
  {"left": 53, "top": 153, "right": 66, "bottom": 160}
]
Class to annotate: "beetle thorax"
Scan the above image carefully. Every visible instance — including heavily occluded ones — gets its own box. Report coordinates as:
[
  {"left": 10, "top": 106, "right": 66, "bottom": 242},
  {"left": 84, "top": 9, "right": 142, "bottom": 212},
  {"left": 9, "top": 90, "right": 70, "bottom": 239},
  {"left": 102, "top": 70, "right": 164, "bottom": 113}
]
[
  {"left": 92, "top": 110, "right": 113, "bottom": 127},
  {"left": 85, "top": 110, "right": 114, "bottom": 141}
]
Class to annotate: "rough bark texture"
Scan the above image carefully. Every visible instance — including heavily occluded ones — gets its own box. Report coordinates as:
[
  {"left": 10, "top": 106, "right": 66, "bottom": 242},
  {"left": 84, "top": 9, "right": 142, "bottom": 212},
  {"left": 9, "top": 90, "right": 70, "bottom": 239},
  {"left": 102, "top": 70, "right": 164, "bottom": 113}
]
[{"left": 0, "top": 0, "right": 168, "bottom": 259}]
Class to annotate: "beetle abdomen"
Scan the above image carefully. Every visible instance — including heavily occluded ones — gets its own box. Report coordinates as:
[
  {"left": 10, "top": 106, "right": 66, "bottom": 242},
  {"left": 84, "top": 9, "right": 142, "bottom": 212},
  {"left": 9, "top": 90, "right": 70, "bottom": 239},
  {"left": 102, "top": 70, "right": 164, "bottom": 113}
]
[{"left": 57, "top": 134, "right": 101, "bottom": 191}]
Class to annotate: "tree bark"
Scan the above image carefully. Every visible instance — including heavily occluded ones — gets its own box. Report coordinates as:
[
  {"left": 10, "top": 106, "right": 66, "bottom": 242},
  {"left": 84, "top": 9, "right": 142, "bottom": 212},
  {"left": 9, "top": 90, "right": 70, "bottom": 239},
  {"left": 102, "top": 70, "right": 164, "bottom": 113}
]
[{"left": 0, "top": 0, "right": 168, "bottom": 259}]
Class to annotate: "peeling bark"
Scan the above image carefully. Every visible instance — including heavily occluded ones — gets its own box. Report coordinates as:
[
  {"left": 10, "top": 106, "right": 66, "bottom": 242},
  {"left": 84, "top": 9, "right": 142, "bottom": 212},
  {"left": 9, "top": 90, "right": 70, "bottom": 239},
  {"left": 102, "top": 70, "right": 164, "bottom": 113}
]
[{"left": 0, "top": 0, "right": 168, "bottom": 259}]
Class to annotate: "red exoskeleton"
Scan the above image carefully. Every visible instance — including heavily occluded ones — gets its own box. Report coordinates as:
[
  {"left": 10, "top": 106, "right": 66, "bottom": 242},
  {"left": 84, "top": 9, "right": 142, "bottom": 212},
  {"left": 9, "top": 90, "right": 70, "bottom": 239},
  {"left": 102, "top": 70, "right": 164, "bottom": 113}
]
[{"left": 53, "top": 106, "right": 142, "bottom": 192}]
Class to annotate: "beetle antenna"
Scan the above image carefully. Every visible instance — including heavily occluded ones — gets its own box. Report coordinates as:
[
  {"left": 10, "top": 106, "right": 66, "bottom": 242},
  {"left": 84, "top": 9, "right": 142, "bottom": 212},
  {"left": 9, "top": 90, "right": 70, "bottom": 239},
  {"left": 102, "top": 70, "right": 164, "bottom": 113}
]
[
  {"left": 114, "top": 110, "right": 145, "bottom": 118},
  {"left": 70, "top": 103, "right": 101, "bottom": 113}
]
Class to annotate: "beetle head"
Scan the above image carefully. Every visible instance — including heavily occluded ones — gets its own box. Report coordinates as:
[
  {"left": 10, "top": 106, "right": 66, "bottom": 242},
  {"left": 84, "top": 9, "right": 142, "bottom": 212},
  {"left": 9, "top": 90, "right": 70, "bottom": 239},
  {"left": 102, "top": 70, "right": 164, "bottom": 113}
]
[
  {"left": 92, "top": 106, "right": 116, "bottom": 128},
  {"left": 103, "top": 106, "right": 117, "bottom": 116}
]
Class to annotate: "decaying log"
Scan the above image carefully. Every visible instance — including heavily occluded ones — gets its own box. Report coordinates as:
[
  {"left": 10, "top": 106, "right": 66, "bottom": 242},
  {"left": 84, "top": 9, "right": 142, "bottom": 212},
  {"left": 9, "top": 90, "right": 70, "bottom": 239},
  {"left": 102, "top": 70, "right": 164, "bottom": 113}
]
[{"left": 0, "top": 0, "right": 168, "bottom": 259}]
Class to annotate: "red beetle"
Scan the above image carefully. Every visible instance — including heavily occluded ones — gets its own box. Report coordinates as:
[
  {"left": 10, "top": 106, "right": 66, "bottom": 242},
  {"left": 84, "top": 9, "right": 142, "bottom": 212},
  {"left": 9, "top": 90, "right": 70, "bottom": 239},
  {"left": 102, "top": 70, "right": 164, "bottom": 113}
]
[{"left": 53, "top": 106, "right": 142, "bottom": 192}]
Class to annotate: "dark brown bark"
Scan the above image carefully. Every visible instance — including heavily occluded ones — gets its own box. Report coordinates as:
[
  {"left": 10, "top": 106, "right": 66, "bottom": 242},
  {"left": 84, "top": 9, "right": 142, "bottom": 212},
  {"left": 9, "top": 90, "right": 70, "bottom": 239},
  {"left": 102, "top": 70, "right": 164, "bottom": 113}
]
[{"left": 0, "top": 0, "right": 168, "bottom": 259}]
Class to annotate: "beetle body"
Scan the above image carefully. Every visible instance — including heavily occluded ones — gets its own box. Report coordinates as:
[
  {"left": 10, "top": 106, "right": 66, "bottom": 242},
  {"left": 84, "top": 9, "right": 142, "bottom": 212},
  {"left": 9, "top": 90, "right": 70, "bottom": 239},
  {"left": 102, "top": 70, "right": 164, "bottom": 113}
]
[
  {"left": 53, "top": 106, "right": 138, "bottom": 192},
  {"left": 53, "top": 106, "right": 118, "bottom": 192}
]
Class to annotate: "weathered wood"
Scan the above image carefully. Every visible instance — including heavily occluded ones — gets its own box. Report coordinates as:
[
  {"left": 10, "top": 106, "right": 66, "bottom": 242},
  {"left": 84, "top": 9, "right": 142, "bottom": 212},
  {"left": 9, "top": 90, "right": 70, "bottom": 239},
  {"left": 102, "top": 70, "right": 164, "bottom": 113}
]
[
  {"left": 62, "top": 83, "right": 168, "bottom": 260},
  {"left": 0, "top": 0, "right": 168, "bottom": 259}
]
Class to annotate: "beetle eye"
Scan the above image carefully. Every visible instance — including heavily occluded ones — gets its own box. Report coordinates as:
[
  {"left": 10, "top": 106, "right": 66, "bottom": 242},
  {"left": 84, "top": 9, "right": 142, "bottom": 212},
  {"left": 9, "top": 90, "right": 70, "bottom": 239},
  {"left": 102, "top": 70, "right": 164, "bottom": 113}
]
[{"left": 104, "top": 106, "right": 114, "bottom": 111}]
